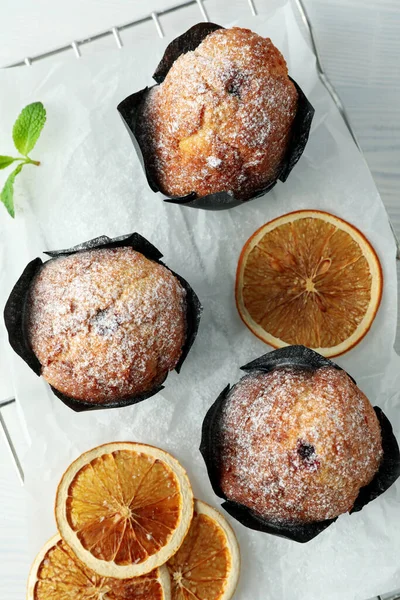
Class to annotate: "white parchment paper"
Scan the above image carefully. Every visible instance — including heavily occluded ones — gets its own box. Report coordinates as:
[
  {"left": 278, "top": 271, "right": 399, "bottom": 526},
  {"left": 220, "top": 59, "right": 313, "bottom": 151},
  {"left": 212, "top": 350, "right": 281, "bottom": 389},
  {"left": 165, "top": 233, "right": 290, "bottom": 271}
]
[{"left": 0, "top": 1, "right": 399, "bottom": 598}]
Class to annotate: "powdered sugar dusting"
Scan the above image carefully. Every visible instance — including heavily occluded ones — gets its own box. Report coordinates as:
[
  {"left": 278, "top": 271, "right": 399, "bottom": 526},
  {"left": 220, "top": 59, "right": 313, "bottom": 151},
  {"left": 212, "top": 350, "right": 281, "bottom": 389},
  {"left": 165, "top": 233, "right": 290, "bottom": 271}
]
[
  {"left": 219, "top": 366, "right": 383, "bottom": 523},
  {"left": 137, "top": 27, "right": 298, "bottom": 199},
  {"left": 206, "top": 156, "right": 222, "bottom": 168},
  {"left": 26, "top": 247, "right": 187, "bottom": 403}
]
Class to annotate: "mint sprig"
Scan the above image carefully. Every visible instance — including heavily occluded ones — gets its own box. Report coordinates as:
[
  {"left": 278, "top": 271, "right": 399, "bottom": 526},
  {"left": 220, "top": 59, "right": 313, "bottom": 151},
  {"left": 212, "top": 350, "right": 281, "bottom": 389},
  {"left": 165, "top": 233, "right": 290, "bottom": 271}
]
[{"left": 1, "top": 102, "right": 46, "bottom": 218}]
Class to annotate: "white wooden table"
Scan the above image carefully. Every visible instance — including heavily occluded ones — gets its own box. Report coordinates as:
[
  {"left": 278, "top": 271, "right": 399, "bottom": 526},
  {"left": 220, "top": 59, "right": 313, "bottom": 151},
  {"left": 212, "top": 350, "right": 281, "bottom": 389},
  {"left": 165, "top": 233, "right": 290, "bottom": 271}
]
[{"left": 0, "top": 1, "right": 399, "bottom": 598}]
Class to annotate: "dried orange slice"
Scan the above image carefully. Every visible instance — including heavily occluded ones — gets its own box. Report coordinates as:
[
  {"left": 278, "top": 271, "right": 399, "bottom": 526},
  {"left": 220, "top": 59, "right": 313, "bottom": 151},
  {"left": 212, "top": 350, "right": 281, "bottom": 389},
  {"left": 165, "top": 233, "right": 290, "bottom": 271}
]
[
  {"left": 236, "top": 210, "right": 383, "bottom": 357},
  {"left": 27, "top": 534, "right": 171, "bottom": 600},
  {"left": 55, "top": 442, "right": 194, "bottom": 579},
  {"left": 167, "top": 500, "right": 240, "bottom": 600}
]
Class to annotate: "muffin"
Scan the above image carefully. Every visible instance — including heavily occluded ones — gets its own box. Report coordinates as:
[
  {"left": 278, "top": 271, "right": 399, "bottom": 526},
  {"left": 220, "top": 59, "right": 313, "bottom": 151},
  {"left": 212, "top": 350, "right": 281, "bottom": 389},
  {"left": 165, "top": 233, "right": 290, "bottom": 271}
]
[
  {"left": 25, "top": 246, "right": 187, "bottom": 405},
  {"left": 217, "top": 366, "right": 383, "bottom": 523},
  {"left": 136, "top": 27, "right": 299, "bottom": 200}
]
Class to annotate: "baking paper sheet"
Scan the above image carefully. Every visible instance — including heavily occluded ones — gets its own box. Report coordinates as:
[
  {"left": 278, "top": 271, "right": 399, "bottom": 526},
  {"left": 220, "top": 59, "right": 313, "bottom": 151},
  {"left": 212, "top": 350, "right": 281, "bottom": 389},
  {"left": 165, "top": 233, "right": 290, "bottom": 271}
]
[{"left": 0, "top": 1, "right": 399, "bottom": 598}]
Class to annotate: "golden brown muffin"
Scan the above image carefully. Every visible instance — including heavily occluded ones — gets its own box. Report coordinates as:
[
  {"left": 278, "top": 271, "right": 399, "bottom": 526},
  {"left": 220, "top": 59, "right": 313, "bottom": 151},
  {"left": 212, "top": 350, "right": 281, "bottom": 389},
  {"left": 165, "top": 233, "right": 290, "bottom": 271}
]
[
  {"left": 26, "top": 247, "right": 186, "bottom": 404},
  {"left": 218, "top": 366, "right": 383, "bottom": 523},
  {"left": 137, "top": 27, "right": 299, "bottom": 200}
]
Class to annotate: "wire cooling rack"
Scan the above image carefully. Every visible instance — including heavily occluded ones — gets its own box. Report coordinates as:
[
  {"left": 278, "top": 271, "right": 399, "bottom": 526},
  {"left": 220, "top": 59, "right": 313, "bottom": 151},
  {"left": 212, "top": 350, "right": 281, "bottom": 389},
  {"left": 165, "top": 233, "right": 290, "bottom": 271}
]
[
  {"left": 2, "top": 0, "right": 400, "bottom": 488},
  {"left": 1, "top": 2, "right": 400, "bottom": 597},
  {"left": 5, "top": 0, "right": 400, "bottom": 256}
]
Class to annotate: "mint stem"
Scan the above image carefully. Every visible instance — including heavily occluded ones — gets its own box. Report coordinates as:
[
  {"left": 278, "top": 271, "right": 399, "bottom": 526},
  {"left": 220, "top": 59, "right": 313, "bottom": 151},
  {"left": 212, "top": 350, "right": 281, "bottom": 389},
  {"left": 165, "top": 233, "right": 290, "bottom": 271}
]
[
  {"left": 24, "top": 157, "right": 40, "bottom": 166},
  {"left": 14, "top": 157, "right": 40, "bottom": 166}
]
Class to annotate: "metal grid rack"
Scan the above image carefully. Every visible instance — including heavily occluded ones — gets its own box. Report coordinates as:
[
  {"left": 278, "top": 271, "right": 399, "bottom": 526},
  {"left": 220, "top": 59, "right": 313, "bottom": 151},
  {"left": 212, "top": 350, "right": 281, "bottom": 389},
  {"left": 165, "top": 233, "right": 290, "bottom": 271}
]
[
  {"left": 6, "top": 0, "right": 255, "bottom": 66},
  {"left": 5, "top": 0, "right": 400, "bottom": 259},
  {"left": 1, "top": 1, "right": 400, "bottom": 597}
]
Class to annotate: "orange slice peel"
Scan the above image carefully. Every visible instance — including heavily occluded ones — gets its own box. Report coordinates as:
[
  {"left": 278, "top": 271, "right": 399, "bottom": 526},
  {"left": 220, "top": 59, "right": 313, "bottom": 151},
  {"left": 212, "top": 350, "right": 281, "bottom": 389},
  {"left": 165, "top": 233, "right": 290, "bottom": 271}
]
[
  {"left": 55, "top": 442, "right": 194, "bottom": 579},
  {"left": 27, "top": 534, "right": 171, "bottom": 600},
  {"left": 167, "top": 499, "right": 240, "bottom": 600},
  {"left": 236, "top": 210, "right": 383, "bottom": 357}
]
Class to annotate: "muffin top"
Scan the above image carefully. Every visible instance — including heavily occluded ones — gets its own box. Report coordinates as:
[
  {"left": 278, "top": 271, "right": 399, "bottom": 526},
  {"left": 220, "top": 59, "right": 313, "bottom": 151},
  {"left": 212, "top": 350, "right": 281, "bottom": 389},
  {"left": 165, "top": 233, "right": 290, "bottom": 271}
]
[
  {"left": 218, "top": 366, "right": 383, "bottom": 523},
  {"left": 26, "top": 247, "right": 187, "bottom": 404},
  {"left": 138, "top": 27, "right": 298, "bottom": 199}
]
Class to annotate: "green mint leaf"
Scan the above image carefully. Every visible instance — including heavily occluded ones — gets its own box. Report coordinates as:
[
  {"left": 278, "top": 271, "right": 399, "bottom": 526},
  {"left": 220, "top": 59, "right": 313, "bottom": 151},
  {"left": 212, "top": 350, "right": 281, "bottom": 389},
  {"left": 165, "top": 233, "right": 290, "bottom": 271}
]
[
  {"left": 1, "top": 163, "right": 23, "bottom": 218},
  {"left": 12, "top": 102, "right": 46, "bottom": 157},
  {"left": 0, "top": 156, "right": 17, "bottom": 170}
]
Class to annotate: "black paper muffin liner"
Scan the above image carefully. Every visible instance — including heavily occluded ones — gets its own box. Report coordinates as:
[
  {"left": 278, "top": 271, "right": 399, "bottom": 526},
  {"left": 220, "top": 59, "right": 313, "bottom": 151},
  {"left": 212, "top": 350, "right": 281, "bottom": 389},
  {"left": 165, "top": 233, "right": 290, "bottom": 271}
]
[
  {"left": 117, "top": 22, "right": 315, "bottom": 211},
  {"left": 4, "top": 233, "right": 202, "bottom": 412},
  {"left": 200, "top": 345, "right": 400, "bottom": 543}
]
